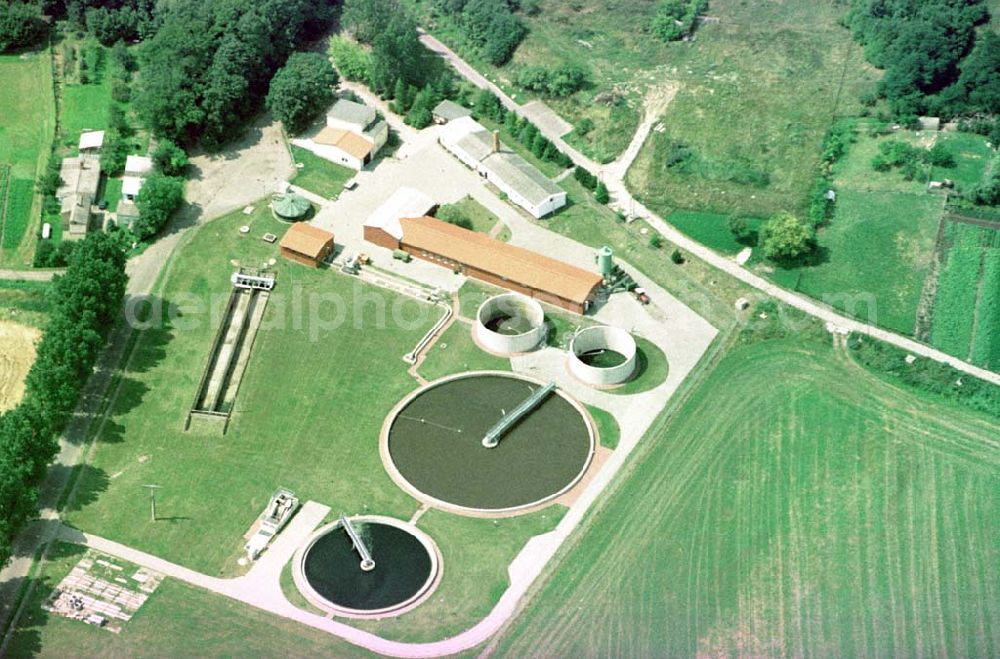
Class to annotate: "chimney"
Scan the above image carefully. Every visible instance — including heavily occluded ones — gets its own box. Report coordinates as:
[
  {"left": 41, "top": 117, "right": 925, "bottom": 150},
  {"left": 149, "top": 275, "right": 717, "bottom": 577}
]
[{"left": 492, "top": 130, "right": 500, "bottom": 154}]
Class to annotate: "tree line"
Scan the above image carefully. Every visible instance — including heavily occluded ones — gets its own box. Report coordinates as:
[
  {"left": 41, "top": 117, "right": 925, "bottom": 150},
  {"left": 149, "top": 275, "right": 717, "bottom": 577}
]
[
  {"left": 0, "top": 232, "right": 128, "bottom": 567},
  {"left": 846, "top": 0, "right": 999, "bottom": 118}
]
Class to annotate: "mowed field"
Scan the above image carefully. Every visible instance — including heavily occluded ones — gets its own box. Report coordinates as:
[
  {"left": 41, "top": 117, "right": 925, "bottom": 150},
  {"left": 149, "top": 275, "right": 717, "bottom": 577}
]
[
  {"left": 0, "top": 51, "right": 55, "bottom": 264},
  {"left": 626, "top": 0, "right": 876, "bottom": 219},
  {"left": 493, "top": 337, "right": 1000, "bottom": 657},
  {"left": 60, "top": 206, "right": 563, "bottom": 642}
]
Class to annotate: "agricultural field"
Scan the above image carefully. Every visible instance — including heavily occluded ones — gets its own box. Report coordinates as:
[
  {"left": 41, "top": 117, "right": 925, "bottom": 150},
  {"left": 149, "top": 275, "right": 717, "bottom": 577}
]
[
  {"left": 928, "top": 221, "right": 1000, "bottom": 370},
  {"left": 494, "top": 335, "right": 1000, "bottom": 657},
  {"left": 0, "top": 50, "right": 55, "bottom": 265}
]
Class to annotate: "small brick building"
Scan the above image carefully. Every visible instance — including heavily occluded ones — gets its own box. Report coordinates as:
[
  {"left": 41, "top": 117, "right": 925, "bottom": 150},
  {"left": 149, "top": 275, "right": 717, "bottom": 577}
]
[{"left": 279, "top": 223, "right": 334, "bottom": 268}]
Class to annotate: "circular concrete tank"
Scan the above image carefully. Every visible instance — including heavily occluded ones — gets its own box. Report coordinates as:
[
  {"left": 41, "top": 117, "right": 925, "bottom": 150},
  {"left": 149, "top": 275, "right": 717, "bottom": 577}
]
[
  {"left": 568, "top": 326, "right": 638, "bottom": 387},
  {"left": 474, "top": 293, "right": 546, "bottom": 355}
]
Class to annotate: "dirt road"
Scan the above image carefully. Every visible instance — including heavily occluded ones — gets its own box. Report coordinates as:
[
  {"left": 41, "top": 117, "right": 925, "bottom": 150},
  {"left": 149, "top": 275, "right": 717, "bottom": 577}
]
[{"left": 418, "top": 30, "right": 1000, "bottom": 386}]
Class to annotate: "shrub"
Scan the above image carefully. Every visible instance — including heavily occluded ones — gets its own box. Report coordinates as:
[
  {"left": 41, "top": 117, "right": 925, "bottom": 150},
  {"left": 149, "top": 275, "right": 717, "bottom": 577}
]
[
  {"left": 328, "top": 36, "right": 372, "bottom": 83},
  {"left": 652, "top": 0, "right": 708, "bottom": 42},
  {"left": 575, "top": 118, "right": 594, "bottom": 136},
  {"left": 594, "top": 181, "right": 610, "bottom": 204},
  {"left": 437, "top": 206, "right": 474, "bottom": 230},
  {"left": 153, "top": 139, "right": 189, "bottom": 176},
  {"left": 760, "top": 211, "right": 815, "bottom": 262},
  {"left": 515, "top": 63, "right": 589, "bottom": 97},
  {"left": 574, "top": 166, "right": 598, "bottom": 190},
  {"left": 134, "top": 173, "right": 185, "bottom": 240},
  {"left": 670, "top": 249, "right": 684, "bottom": 264},
  {"left": 927, "top": 142, "right": 955, "bottom": 167},
  {"left": 727, "top": 215, "right": 754, "bottom": 243},
  {"left": 650, "top": 234, "right": 663, "bottom": 249}
]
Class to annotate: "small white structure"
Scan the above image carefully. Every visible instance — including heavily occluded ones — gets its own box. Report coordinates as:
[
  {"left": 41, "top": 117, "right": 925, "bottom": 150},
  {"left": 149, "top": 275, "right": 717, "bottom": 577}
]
[
  {"left": 125, "top": 155, "right": 153, "bottom": 176},
  {"left": 439, "top": 116, "right": 566, "bottom": 219},
  {"left": 363, "top": 187, "right": 437, "bottom": 247},
  {"left": 245, "top": 488, "right": 299, "bottom": 560},
  {"left": 78, "top": 130, "right": 105, "bottom": 152},
  {"left": 567, "top": 326, "right": 638, "bottom": 387},
  {"left": 299, "top": 98, "right": 389, "bottom": 170},
  {"left": 122, "top": 176, "right": 144, "bottom": 201},
  {"left": 474, "top": 293, "right": 546, "bottom": 355}
]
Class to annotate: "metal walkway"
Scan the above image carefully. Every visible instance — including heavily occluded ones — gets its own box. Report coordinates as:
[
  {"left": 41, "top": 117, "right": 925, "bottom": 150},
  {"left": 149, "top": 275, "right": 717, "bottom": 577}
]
[
  {"left": 481, "top": 381, "right": 556, "bottom": 448},
  {"left": 340, "top": 516, "right": 375, "bottom": 571}
]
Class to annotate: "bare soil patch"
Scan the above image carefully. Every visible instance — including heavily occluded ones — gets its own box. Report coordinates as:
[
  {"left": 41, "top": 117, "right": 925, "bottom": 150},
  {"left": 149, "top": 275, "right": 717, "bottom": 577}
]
[{"left": 0, "top": 319, "right": 41, "bottom": 411}]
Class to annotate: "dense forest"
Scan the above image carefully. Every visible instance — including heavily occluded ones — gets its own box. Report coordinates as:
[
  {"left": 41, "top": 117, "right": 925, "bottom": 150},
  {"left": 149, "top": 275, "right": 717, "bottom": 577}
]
[
  {"left": 847, "top": 0, "right": 999, "bottom": 118},
  {"left": 135, "top": 0, "right": 337, "bottom": 146}
]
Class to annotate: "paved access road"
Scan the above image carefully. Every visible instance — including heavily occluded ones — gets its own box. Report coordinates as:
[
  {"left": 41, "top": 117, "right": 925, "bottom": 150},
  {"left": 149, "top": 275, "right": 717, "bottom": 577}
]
[{"left": 418, "top": 30, "right": 1000, "bottom": 386}]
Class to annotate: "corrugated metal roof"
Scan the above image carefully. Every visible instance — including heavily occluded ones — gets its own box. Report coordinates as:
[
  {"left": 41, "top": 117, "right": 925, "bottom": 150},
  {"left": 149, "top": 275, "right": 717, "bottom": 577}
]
[
  {"left": 433, "top": 99, "right": 472, "bottom": 122},
  {"left": 279, "top": 223, "right": 334, "bottom": 258},
  {"left": 483, "top": 152, "right": 563, "bottom": 206},
  {"left": 326, "top": 99, "right": 376, "bottom": 130},
  {"left": 439, "top": 116, "right": 562, "bottom": 207},
  {"left": 400, "top": 216, "right": 602, "bottom": 304}
]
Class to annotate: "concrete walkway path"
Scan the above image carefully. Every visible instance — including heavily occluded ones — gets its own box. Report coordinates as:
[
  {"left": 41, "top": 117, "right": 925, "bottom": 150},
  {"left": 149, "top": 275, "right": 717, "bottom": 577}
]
[{"left": 418, "top": 30, "right": 1000, "bottom": 386}]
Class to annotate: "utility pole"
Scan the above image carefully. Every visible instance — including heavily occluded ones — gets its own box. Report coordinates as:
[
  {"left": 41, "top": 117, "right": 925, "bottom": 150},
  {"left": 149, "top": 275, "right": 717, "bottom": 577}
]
[{"left": 140, "top": 484, "right": 162, "bottom": 522}]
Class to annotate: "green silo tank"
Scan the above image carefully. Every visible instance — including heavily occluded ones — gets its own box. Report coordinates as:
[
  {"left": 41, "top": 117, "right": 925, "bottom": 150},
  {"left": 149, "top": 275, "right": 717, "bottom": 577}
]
[{"left": 597, "top": 246, "right": 614, "bottom": 278}]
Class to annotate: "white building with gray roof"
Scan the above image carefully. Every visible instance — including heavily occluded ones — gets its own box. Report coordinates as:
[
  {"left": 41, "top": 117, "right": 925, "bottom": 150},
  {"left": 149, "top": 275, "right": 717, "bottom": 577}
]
[{"left": 438, "top": 116, "right": 566, "bottom": 219}]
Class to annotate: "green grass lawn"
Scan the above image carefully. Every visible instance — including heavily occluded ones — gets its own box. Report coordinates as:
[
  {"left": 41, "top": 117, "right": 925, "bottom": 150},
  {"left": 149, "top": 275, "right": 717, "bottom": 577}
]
[
  {"left": 417, "top": 321, "right": 511, "bottom": 382},
  {"left": 0, "top": 50, "right": 55, "bottom": 265},
  {"left": 932, "top": 132, "right": 995, "bottom": 190},
  {"left": 547, "top": 178, "right": 749, "bottom": 328},
  {"left": 290, "top": 145, "right": 355, "bottom": 199},
  {"left": 437, "top": 195, "right": 505, "bottom": 237},
  {"left": 609, "top": 336, "right": 669, "bottom": 396},
  {"left": 1, "top": 178, "right": 35, "bottom": 250},
  {"left": 790, "top": 189, "right": 943, "bottom": 335},
  {"left": 351, "top": 508, "right": 563, "bottom": 642},
  {"left": 666, "top": 210, "right": 761, "bottom": 256},
  {"left": 64, "top": 207, "right": 434, "bottom": 576},
  {"left": 494, "top": 336, "right": 1000, "bottom": 657},
  {"left": 5, "top": 542, "right": 372, "bottom": 658},
  {"left": 100, "top": 176, "right": 123, "bottom": 212},
  {"left": 586, "top": 405, "right": 620, "bottom": 450}
]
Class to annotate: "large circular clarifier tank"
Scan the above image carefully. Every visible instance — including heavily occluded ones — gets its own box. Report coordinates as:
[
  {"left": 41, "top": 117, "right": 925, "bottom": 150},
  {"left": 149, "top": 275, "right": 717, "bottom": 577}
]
[
  {"left": 568, "top": 326, "right": 638, "bottom": 386},
  {"left": 293, "top": 516, "right": 441, "bottom": 618},
  {"left": 474, "top": 293, "right": 546, "bottom": 355}
]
